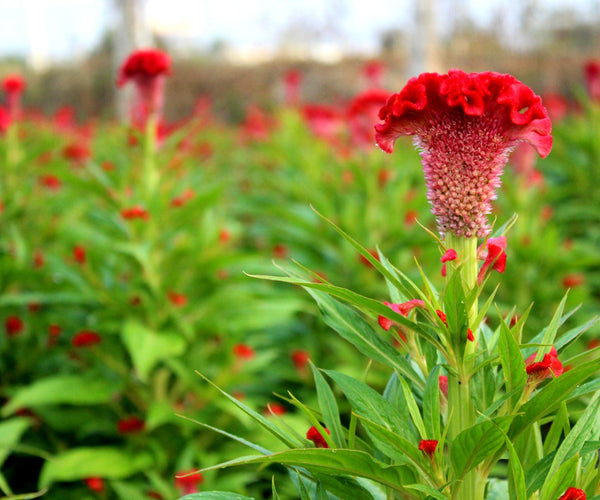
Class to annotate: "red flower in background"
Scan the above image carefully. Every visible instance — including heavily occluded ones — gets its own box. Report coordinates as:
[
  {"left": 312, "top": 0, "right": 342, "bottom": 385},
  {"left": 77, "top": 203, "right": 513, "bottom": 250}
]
[
  {"left": 525, "top": 346, "right": 563, "bottom": 382},
  {"left": 73, "top": 245, "right": 86, "bottom": 265},
  {"left": 118, "top": 416, "right": 145, "bottom": 434},
  {"left": 39, "top": 175, "right": 62, "bottom": 190},
  {"left": 241, "top": 104, "right": 274, "bottom": 142},
  {"left": 291, "top": 349, "right": 310, "bottom": 371},
  {"left": 71, "top": 330, "right": 101, "bottom": 347},
  {"left": 283, "top": 69, "right": 302, "bottom": 106},
  {"left": 121, "top": 206, "right": 149, "bottom": 221},
  {"left": 306, "top": 426, "right": 330, "bottom": 448},
  {"left": 175, "top": 469, "right": 204, "bottom": 495},
  {"left": 62, "top": 141, "right": 91, "bottom": 165},
  {"left": 558, "top": 487, "right": 586, "bottom": 500},
  {"left": 84, "top": 477, "right": 105, "bottom": 493},
  {"left": 542, "top": 92, "right": 569, "bottom": 122},
  {"left": 0, "top": 106, "right": 10, "bottom": 133},
  {"left": 5, "top": 315, "right": 24, "bottom": 337},
  {"left": 562, "top": 273, "right": 585, "bottom": 289},
  {"left": 363, "top": 60, "right": 385, "bottom": 88},
  {"left": 376, "top": 70, "right": 552, "bottom": 238},
  {"left": 167, "top": 291, "right": 188, "bottom": 307},
  {"left": 117, "top": 48, "right": 171, "bottom": 126},
  {"left": 2, "top": 74, "right": 26, "bottom": 120},
  {"left": 347, "top": 88, "right": 390, "bottom": 150},
  {"left": 584, "top": 60, "right": 600, "bottom": 102},
  {"left": 233, "top": 343, "right": 255, "bottom": 360},
  {"left": 301, "top": 104, "right": 345, "bottom": 142}
]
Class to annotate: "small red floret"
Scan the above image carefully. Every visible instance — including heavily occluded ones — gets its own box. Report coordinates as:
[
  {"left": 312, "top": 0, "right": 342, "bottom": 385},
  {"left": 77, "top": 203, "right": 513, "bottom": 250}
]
[
  {"left": 117, "top": 49, "right": 172, "bottom": 87},
  {"left": 118, "top": 416, "right": 145, "bottom": 434},
  {"left": 558, "top": 487, "right": 586, "bottom": 500},
  {"left": 418, "top": 439, "right": 438, "bottom": 458},
  {"left": 306, "top": 426, "right": 330, "bottom": 448}
]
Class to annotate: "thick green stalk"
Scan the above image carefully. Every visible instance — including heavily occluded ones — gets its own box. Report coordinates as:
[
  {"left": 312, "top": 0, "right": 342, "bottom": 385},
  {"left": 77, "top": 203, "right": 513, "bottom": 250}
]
[{"left": 444, "top": 233, "right": 482, "bottom": 500}]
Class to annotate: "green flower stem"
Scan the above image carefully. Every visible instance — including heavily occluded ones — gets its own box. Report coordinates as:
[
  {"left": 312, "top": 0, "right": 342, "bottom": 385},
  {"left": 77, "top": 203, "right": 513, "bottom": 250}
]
[
  {"left": 143, "top": 113, "right": 158, "bottom": 198},
  {"left": 445, "top": 233, "right": 481, "bottom": 499}
]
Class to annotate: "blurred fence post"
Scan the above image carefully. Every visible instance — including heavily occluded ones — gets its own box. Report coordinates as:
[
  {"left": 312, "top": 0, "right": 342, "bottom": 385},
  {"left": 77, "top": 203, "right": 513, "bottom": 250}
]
[{"left": 113, "top": 0, "right": 152, "bottom": 122}]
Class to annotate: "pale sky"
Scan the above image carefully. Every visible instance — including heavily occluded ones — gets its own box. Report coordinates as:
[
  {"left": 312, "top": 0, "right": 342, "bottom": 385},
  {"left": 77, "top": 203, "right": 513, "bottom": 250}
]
[{"left": 0, "top": 0, "right": 597, "bottom": 63}]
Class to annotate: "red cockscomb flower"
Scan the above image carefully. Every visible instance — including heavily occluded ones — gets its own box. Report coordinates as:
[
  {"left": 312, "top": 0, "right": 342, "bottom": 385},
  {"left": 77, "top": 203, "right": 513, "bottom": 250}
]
[
  {"left": 558, "top": 487, "right": 586, "bottom": 500},
  {"left": 5, "top": 315, "right": 24, "bottom": 337},
  {"left": 283, "top": 69, "right": 302, "bottom": 106},
  {"left": 301, "top": 104, "right": 345, "bottom": 142},
  {"left": 306, "top": 426, "right": 330, "bottom": 448},
  {"left": 376, "top": 70, "right": 552, "bottom": 238},
  {"left": 71, "top": 330, "right": 101, "bottom": 347},
  {"left": 477, "top": 236, "right": 507, "bottom": 285},
  {"left": 121, "top": 206, "right": 149, "bottom": 220},
  {"left": 418, "top": 439, "right": 438, "bottom": 458},
  {"left": 266, "top": 402, "right": 286, "bottom": 416},
  {"left": 378, "top": 299, "right": 426, "bottom": 331},
  {"left": 525, "top": 346, "right": 563, "bottom": 382},
  {"left": 118, "top": 416, "right": 145, "bottom": 434},
  {"left": 117, "top": 48, "right": 171, "bottom": 126},
  {"left": 2, "top": 74, "right": 26, "bottom": 120},
  {"left": 438, "top": 375, "right": 448, "bottom": 398},
  {"left": 584, "top": 60, "right": 600, "bottom": 103},
  {"left": 84, "top": 477, "right": 105, "bottom": 493},
  {"left": 175, "top": 469, "right": 204, "bottom": 495}
]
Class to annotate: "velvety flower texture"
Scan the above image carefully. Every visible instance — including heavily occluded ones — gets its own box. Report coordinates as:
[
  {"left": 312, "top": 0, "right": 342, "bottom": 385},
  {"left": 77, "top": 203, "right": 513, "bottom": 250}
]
[
  {"left": 375, "top": 70, "right": 552, "bottom": 237},
  {"left": 306, "top": 426, "right": 330, "bottom": 448},
  {"left": 418, "top": 439, "right": 438, "bottom": 458}
]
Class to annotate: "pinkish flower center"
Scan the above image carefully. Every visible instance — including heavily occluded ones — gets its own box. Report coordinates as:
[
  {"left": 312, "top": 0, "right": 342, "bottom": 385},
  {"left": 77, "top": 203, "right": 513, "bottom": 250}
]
[{"left": 417, "top": 109, "right": 509, "bottom": 238}]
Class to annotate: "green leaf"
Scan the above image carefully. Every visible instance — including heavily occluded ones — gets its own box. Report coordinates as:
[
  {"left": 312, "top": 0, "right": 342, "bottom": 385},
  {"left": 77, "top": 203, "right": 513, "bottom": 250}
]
[
  {"left": 0, "top": 418, "right": 30, "bottom": 466},
  {"left": 201, "top": 449, "right": 415, "bottom": 493},
  {"left": 310, "top": 363, "right": 346, "bottom": 448},
  {"left": 195, "top": 373, "right": 301, "bottom": 449},
  {"left": 121, "top": 319, "right": 186, "bottom": 382},
  {"left": 324, "top": 370, "right": 410, "bottom": 441},
  {"left": 497, "top": 320, "right": 527, "bottom": 411},
  {"left": 39, "top": 447, "right": 153, "bottom": 488},
  {"left": 538, "top": 455, "right": 579, "bottom": 500},
  {"left": 178, "top": 493, "right": 255, "bottom": 500},
  {"left": 309, "top": 293, "right": 423, "bottom": 387},
  {"left": 404, "top": 483, "right": 449, "bottom": 500},
  {"left": 1, "top": 375, "right": 122, "bottom": 417},
  {"left": 451, "top": 417, "right": 512, "bottom": 478},
  {"left": 542, "top": 392, "right": 600, "bottom": 493},
  {"left": 443, "top": 269, "right": 469, "bottom": 349},
  {"left": 397, "top": 376, "right": 427, "bottom": 440},
  {"left": 423, "top": 365, "right": 441, "bottom": 440},
  {"left": 509, "top": 360, "right": 600, "bottom": 440}
]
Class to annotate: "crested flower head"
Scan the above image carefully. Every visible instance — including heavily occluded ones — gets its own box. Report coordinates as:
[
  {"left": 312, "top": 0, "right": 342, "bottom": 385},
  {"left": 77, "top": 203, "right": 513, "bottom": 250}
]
[
  {"left": 2, "top": 74, "right": 26, "bottom": 120},
  {"left": 117, "top": 48, "right": 172, "bottom": 125},
  {"left": 558, "top": 487, "right": 586, "bottom": 500},
  {"left": 306, "top": 426, "right": 330, "bottom": 448},
  {"left": 525, "top": 346, "right": 563, "bottom": 383},
  {"left": 375, "top": 70, "right": 552, "bottom": 238}
]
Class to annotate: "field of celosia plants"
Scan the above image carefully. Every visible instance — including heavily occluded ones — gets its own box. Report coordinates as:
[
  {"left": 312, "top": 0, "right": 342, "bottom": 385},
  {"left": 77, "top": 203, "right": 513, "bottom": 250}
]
[{"left": 1, "top": 50, "right": 600, "bottom": 500}]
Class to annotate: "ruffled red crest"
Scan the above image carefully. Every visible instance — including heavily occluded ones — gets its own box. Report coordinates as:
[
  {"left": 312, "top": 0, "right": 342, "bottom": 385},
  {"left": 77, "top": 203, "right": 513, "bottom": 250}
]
[
  {"left": 117, "top": 48, "right": 172, "bottom": 87},
  {"left": 375, "top": 70, "right": 552, "bottom": 158}
]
